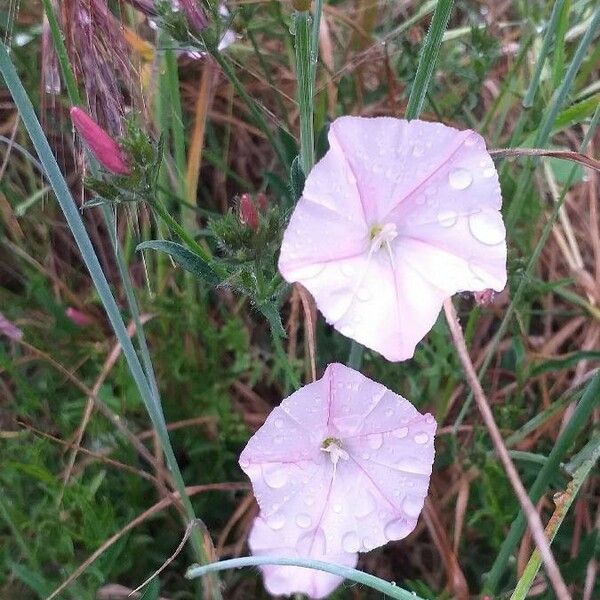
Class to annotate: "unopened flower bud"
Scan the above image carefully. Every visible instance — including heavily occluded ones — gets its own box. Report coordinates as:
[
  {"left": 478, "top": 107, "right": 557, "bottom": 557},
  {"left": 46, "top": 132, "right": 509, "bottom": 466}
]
[
  {"left": 66, "top": 307, "right": 93, "bottom": 327},
  {"left": 239, "top": 193, "right": 259, "bottom": 231},
  {"left": 473, "top": 289, "right": 496, "bottom": 306},
  {"left": 180, "top": 0, "right": 208, "bottom": 33},
  {"left": 70, "top": 107, "right": 130, "bottom": 175}
]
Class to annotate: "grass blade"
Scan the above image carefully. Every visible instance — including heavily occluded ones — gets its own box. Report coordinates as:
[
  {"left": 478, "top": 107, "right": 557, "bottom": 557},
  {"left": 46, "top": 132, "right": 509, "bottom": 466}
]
[{"left": 405, "top": 0, "right": 454, "bottom": 120}]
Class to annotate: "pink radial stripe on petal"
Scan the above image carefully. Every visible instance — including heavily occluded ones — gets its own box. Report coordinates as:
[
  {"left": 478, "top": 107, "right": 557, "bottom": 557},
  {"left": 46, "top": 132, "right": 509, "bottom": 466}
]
[
  {"left": 278, "top": 116, "right": 506, "bottom": 361},
  {"left": 249, "top": 515, "right": 358, "bottom": 599},
  {"left": 239, "top": 363, "right": 436, "bottom": 568}
]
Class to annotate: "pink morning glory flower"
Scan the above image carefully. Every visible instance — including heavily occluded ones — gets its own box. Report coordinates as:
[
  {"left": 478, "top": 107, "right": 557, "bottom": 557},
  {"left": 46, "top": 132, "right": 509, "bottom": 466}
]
[
  {"left": 278, "top": 116, "right": 507, "bottom": 361},
  {"left": 248, "top": 514, "right": 358, "bottom": 599},
  {"left": 239, "top": 363, "right": 436, "bottom": 573}
]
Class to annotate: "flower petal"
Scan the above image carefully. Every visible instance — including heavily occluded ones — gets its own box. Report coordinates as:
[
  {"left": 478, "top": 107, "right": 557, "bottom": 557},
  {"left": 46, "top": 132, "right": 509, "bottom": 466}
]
[
  {"left": 249, "top": 515, "right": 358, "bottom": 599},
  {"left": 278, "top": 116, "right": 506, "bottom": 361},
  {"left": 240, "top": 364, "right": 436, "bottom": 560}
]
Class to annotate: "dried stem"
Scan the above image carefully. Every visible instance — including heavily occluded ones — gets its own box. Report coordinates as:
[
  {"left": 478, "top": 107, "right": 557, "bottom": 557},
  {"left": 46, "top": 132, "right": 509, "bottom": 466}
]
[{"left": 443, "top": 299, "right": 571, "bottom": 600}]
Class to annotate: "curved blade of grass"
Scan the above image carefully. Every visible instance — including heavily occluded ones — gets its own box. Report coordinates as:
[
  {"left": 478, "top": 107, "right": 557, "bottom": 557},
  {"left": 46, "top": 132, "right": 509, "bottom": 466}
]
[
  {"left": 405, "top": 0, "right": 454, "bottom": 120},
  {"left": 510, "top": 434, "right": 600, "bottom": 600},
  {"left": 0, "top": 42, "right": 220, "bottom": 597},
  {"left": 186, "top": 555, "right": 426, "bottom": 600},
  {"left": 522, "top": 0, "right": 567, "bottom": 108},
  {"left": 484, "top": 368, "right": 600, "bottom": 594}
]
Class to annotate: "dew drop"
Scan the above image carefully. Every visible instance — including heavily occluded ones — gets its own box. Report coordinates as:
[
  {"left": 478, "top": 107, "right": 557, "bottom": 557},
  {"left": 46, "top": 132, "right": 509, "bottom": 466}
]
[
  {"left": 448, "top": 168, "right": 473, "bottom": 190},
  {"left": 262, "top": 464, "right": 287, "bottom": 489},
  {"left": 340, "top": 262, "right": 355, "bottom": 278},
  {"left": 357, "top": 286, "right": 372, "bottom": 302},
  {"left": 292, "top": 263, "right": 325, "bottom": 280},
  {"left": 274, "top": 418, "right": 283, "bottom": 429},
  {"left": 332, "top": 503, "right": 343, "bottom": 514},
  {"left": 396, "top": 456, "right": 430, "bottom": 475},
  {"left": 367, "top": 432, "right": 383, "bottom": 449},
  {"left": 468, "top": 210, "right": 505, "bottom": 246},
  {"left": 437, "top": 210, "right": 458, "bottom": 228},
  {"left": 266, "top": 513, "right": 286, "bottom": 531},
  {"left": 353, "top": 490, "right": 376, "bottom": 518},
  {"left": 392, "top": 426, "right": 408, "bottom": 439},
  {"left": 384, "top": 517, "right": 414, "bottom": 540},
  {"left": 412, "top": 145, "right": 424, "bottom": 157},
  {"left": 385, "top": 409, "right": 394, "bottom": 418},
  {"left": 413, "top": 432, "right": 429, "bottom": 445},
  {"left": 362, "top": 537, "right": 376, "bottom": 551},
  {"left": 483, "top": 166, "right": 496, "bottom": 178},
  {"left": 296, "top": 513, "right": 312, "bottom": 529},
  {"left": 304, "top": 495, "right": 315, "bottom": 507},
  {"left": 403, "top": 495, "right": 424, "bottom": 518},
  {"left": 342, "top": 531, "right": 360, "bottom": 553}
]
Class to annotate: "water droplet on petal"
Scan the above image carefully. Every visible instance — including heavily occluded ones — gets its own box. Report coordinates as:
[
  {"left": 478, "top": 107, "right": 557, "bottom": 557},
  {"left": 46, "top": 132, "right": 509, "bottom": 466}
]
[
  {"left": 357, "top": 286, "right": 372, "bottom": 302},
  {"left": 362, "top": 537, "right": 376, "bottom": 551},
  {"left": 332, "top": 503, "right": 343, "bottom": 514},
  {"left": 412, "top": 145, "right": 424, "bottom": 157},
  {"left": 384, "top": 517, "right": 414, "bottom": 540},
  {"left": 483, "top": 166, "right": 496, "bottom": 178},
  {"left": 304, "top": 495, "right": 315, "bottom": 507},
  {"left": 396, "top": 456, "right": 430, "bottom": 475},
  {"left": 354, "top": 490, "right": 376, "bottom": 518},
  {"left": 340, "top": 262, "right": 355, "bottom": 278},
  {"left": 392, "top": 426, "right": 408, "bottom": 438},
  {"left": 448, "top": 168, "right": 472, "bottom": 190},
  {"left": 403, "top": 494, "right": 424, "bottom": 518},
  {"left": 437, "top": 210, "right": 458, "bottom": 228},
  {"left": 291, "top": 263, "right": 325, "bottom": 280},
  {"left": 296, "top": 513, "right": 312, "bottom": 529},
  {"left": 367, "top": 432, "right": 383, "bottom": 449},
  {"left": 414, "top": 432, "right": 429, "bottom": 445},
  {"left": 468, "top": 210, "right": 505, "bottom": 246},
  {"left": 266, "top": 513, "right": 286, "bottom": 531},
  {"left": 262, "top": 464, "right": 287, "bottom": 489},
  {"left": 342, "top": 531, "right": 360, "bottom": 552}
]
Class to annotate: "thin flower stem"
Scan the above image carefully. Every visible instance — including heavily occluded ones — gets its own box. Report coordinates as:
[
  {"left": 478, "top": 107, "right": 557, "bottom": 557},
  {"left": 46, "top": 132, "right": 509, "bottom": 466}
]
[
  {"left": 186, "top": 555, "right": 426, "bottom": 600},
  {"left": 443, "top": 298, "right": 571, "bottom": 600}
]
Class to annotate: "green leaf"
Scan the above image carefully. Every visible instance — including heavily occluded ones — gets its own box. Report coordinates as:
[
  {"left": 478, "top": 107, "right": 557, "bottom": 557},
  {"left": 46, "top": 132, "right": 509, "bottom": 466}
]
[
  {"left": 137, "top": 240, "right": 224, "bottom": 286},
  {"left": 257, "top": 301, "right": 286, "bottom": 339},
  {"left": 139, "top": 578, "right": 161, "bottom": 600}
]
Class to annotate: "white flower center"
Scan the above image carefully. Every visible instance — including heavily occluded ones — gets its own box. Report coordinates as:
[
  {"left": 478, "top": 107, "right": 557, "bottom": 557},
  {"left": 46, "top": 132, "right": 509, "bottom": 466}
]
[
  {"left": 321, "top": 437, "right": 349, "bottom": 466},
  {"left": 369, "top": 222, "right": 398, "bottom": 254}
]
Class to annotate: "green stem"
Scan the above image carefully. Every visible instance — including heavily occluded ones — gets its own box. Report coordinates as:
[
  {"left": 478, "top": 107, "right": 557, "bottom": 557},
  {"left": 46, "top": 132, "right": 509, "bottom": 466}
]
[
  {"left": 186, "top": 555, "right": 426, "bottom": 600},
  {"left": 294, "top": 10, "right": 314, "bottom": 175},
  {"left": 510, "top": 437, "right": 600, "bottom": 600},
  {"left": 405, "top": 0, "right": 454, "bottom": 120},
  {"left": 484, "top": 369, "right": 600, "bottom": 593},
  {"left": 0, "top": 42, "right": 220, "bottom": 598}
]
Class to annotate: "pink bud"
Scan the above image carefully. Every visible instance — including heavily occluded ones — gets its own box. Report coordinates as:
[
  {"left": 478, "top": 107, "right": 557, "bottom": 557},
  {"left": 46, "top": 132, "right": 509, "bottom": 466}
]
[
  {"left": 239, "top": 193, "right": 259, "bottom": 231},
  {"left": 0, "top": 312, "right": 22, "bottom": 340},
  {"left": 473, "top": 289, "right": 496, "bottom": 306},
  {"left": 70, "top": 107, "right": 130, "bottom": 175},
  {"left": 180, "top": 0, "right": 208, "bottom": 33},
  {"left": 66, "top": 307, "right": 93, "bottom": 327}
]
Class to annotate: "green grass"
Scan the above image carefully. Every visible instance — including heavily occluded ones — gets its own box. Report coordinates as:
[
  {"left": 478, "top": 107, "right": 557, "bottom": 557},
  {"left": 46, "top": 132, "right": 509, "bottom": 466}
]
[{"left": 1, "top": 1, "right": 599, "bottom": 599}]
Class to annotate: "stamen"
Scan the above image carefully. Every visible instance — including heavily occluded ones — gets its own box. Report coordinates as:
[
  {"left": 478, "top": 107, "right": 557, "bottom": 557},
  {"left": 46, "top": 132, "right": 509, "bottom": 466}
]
[
  {"left": 369, "top": 222, "right": 398, "bottom": 254},
  {"left": 321, "top": 437, "right": 349, "bottom": 466}
]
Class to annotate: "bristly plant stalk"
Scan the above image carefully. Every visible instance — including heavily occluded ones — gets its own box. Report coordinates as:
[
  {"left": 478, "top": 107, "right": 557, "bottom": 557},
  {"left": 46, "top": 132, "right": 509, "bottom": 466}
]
[{"left": 294, "top": 4, "right": 315, "bottom": 176}]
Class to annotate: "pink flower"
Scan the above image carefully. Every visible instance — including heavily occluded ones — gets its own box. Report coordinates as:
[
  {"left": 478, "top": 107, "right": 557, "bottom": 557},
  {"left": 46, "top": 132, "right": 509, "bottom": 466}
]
[
  {"left": 0, "top": 312, "right": 22, "bottom": 340},
  {"left": 248, "top": 515, "right": 358, "bottom": 599},
  {"left": 278, "top": 116, "right": 506, "bottom": 361},
  {"left": 239, "top": 363, "right": 436, "bottom": 565},
  {"left": 70, "top": 107, "right": 130, "bottom": 175}
]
